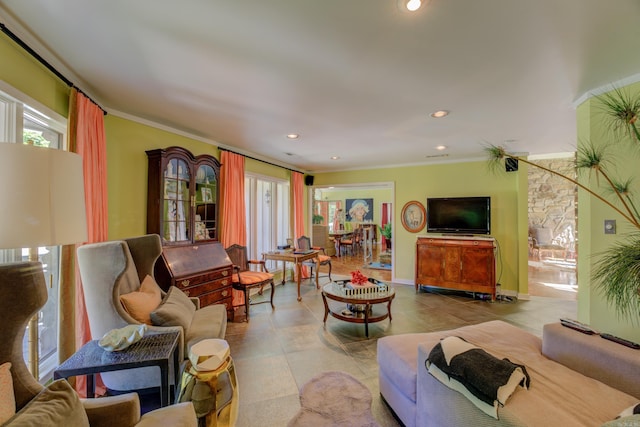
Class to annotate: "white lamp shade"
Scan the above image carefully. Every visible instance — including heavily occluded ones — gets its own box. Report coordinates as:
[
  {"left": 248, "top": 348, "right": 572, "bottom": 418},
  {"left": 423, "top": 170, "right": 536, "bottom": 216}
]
[{"left": 0, "top": 143, "right": 88, "bottom": 249}]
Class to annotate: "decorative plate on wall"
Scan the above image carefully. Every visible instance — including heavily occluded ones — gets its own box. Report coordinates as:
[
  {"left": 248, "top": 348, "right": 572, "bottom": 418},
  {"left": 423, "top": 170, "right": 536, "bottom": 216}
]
[{"left": 401, "top": 201, "right": 426, "bottom": 233}]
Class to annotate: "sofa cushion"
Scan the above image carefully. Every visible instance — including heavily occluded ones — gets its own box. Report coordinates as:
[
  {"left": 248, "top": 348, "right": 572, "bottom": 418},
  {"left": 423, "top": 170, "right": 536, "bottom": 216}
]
[
  {"left": 185, "top": 304, "right": 227, "bottom": 355},
  {"left": 151, "top": 286, "right": 196, "bottom": 332},
  {"left": 136, "top": 402, "right": 197, "bottom": 427},
  {"left": 119, "top": 275, "right": 162, "bottom": 324},
  {"left": 4, "top": 379, "right": 89, "bottom": 426},
  {"left": 0, "top": 362, "right": 15, "bottom": 424}
]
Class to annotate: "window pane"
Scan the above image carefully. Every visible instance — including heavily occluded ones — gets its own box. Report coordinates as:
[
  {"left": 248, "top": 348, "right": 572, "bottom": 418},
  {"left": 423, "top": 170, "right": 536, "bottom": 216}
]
[{"left": 245, "top": 175, "right": 290, "bottom": 269}]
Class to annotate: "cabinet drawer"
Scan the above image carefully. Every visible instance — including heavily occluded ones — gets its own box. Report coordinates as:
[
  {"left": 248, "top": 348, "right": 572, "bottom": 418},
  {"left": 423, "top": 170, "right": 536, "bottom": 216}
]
[
  {"left": 174, "top": 268, "right": 232, "bottom": 288},
  {"left": 179, "top": 279, "right": 231, "bottom": 297},
  {"left": 197, "top": 291, "right": 232, "bottom": 310}
]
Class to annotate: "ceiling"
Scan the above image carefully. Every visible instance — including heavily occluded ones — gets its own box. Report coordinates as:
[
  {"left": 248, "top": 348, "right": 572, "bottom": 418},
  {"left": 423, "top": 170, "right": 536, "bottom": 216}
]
[{"left": 1, "top": 0, "right": 639, "bottom": 173}]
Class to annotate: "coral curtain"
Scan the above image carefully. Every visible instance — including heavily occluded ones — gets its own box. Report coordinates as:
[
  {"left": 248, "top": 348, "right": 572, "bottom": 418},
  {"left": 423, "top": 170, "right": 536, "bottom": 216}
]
[
  {"left": 220, "top": 151, "right": 246, "bottom": 307},
  {"left": 292, "top": 172, "right": 309, "bottom": 278},
  {"left": 292, "top": 172, "right": 305, "bottom": 240},
  {"left": 65, "top": 88, "right": 109, "bottom": 397}
]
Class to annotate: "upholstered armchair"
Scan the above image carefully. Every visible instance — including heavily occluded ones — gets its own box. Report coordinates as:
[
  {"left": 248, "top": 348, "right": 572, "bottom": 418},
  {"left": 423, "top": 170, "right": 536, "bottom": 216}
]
[
  {"left": 297, "top": 236, "right": 332, "bottom": 282},
  {"left": 76, "top": 234, "right": 227, "bottom": 393},
  {"left": 0, "top": 261, "right": 196, "bottom": 427}
]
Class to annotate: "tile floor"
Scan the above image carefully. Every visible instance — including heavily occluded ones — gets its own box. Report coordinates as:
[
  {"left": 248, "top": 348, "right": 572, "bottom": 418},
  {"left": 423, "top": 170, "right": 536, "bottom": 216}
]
[{"left": 225, "top": 270, "right": 577, "bottom": 426}]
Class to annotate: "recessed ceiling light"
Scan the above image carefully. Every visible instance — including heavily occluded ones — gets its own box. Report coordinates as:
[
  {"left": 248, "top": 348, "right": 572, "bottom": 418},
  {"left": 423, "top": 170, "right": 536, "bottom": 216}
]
[
  {"left": 286, "top": 134, "right": 299, "bottom": 139},
  {"left": 406, "top": 0, "right": 422, "bottom": 11},
  {"left": 330, "top": 156, "right": 340, "bottom": 160},
  {"left": 435, "top": 145, "right": 447, "bottom": 151},
  {"left": 430, "top": 110, "right": 449, "bottom": 118}
]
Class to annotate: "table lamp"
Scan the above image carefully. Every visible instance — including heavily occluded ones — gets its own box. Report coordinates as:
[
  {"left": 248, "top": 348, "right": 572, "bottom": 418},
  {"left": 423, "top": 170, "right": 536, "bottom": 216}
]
[{"left": 0, "top": 142, "right": 87, "bottom": 378}]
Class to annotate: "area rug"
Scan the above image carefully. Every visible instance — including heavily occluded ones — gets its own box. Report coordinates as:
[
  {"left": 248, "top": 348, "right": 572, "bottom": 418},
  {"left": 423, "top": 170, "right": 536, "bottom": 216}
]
[
  {"left": 366, "top": 262, "right": 391, "bottom": 271},
  {"left": 287, "top": 371, "right": 379, "bottom": 427}
]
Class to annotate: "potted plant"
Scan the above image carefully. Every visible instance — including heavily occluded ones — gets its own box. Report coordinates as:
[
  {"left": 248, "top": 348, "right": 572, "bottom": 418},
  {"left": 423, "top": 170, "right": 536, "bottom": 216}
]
[
  {"left": 486, "top": 87, "right": 640, "bottom": 322},
  {"left": 379, "top": 223, "right": 392, "bottom": 250},
  {"left": 313, "top": 214, "right": 324, "bottom": 225}
]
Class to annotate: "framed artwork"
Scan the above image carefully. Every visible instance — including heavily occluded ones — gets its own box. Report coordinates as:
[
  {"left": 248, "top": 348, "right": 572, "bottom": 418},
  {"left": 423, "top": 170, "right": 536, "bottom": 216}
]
[
  {"left": 346, "top": 198, "right": 374, "bottom": 222},
  {"left": 401, "top": 200, "right": 426, "bottom": 232}
]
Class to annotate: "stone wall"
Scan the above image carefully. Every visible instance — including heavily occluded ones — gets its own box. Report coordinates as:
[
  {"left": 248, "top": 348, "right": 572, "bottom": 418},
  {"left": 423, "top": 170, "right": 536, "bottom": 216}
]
[{"left": 528, "top": 157, "right": 577, "bottom": 252}]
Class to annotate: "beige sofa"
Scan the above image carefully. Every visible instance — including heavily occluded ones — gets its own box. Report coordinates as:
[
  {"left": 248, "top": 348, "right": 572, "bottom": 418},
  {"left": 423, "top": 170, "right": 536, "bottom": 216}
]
[{"left": 378, "top": 320, "right": 640, "bottom": 427}]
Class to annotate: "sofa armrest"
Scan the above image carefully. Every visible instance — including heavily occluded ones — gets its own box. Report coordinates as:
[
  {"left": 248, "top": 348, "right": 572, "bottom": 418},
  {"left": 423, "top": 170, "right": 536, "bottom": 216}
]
[
  {"left": 82, "top": 393, "right": 141, "bottom": 427},
  {"left": 542, "top": 322, "right": 640, "bottom": 399},
  {"left": 189, "top": 297, "right": 201, "bottom": 310}
]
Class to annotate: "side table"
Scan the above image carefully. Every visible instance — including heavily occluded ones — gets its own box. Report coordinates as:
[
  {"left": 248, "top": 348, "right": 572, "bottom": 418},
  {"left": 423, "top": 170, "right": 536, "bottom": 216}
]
[{"left": 54, "top": 330, "right": 180, "bottom": 407}]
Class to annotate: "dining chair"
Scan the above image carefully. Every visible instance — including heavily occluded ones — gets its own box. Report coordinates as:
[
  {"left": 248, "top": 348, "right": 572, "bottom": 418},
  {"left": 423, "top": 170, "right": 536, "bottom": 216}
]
[
  {"left": 297, "top": 236, "right": 332, "bottom": 282},
  {"left": 224, "top": 244, "right": 275, "bottom": 320}
]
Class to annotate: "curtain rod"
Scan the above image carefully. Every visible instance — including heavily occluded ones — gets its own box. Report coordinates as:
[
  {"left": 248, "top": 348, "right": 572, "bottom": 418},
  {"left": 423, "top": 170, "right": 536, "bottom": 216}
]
[
  {"left": 219, "top": 147, "right": 306, "bottom": 175},
  {"left": 1, "top": 22, "right": 107, "bottom": 116}
]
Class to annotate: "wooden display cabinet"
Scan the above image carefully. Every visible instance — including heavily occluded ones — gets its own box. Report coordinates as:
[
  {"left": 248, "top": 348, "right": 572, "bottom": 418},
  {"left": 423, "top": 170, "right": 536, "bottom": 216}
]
[
  {"left": 146, "top": 146, "right": 220, "bottom": 245},
  {"left": 415, "top": 235, "right": 496, "bottom": 299},
  {"left": 147, "top": 147, "right": 233, "bottom": 317}
]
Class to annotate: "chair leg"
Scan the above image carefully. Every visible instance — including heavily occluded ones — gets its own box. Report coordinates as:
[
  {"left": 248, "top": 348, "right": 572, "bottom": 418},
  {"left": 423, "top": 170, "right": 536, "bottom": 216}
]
[
  {"left": 269, "top": 281, "right": 275, "bottom": 308},
  {"left": 244, "top": 288, "right": 250, "bottom": 321},
  {"left": 327, "top": 262, "right": 332, "bottom": 282}
]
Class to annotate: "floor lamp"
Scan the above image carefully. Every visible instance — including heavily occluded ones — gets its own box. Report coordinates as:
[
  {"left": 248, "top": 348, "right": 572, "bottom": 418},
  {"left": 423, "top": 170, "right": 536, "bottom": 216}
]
[{"left": 0, "top": 142, "right": 87, "bottom": 379}]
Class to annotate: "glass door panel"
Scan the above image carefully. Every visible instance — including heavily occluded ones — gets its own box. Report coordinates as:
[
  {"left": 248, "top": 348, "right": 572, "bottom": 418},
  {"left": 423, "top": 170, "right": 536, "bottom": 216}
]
[
  {"left": 163, "top": 158, "right": 190, "bottom": 242},
  {"left": 195, "top": 164, "right": 217, "bottom": 241}
]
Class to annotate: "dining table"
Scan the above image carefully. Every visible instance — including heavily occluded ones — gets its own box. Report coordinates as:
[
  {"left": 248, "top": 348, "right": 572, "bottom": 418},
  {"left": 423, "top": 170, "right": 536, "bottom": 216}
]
[{"left": 329, "top": 230, "right": 353, "bottom": 257}]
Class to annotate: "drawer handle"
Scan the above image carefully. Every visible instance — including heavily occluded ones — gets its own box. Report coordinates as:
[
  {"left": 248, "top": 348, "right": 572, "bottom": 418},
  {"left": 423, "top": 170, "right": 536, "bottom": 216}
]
[
  {"left": 180, "top": 279, "right": 190, "bottom": 287},
  {"left": 222, "top": 270, "right": 229, "bottom": 276},
  {"left": 183, "top": 290, "right": 190, "bottom": 296},
  {"left": 221, "top": 279, "right": 229, "bottom": 286},
  {"left": 222, "top": 290, "right": 228, "bottom": 297}
]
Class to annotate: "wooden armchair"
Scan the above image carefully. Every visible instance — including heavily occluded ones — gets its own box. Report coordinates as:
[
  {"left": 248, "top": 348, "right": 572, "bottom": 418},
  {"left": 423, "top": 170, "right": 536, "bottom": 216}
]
[
  {"left": 297, "top": 236, "right": 332, "bottom": 282},
  {"left": 224, "top": 244, "right": 275, "bottom": 320}
]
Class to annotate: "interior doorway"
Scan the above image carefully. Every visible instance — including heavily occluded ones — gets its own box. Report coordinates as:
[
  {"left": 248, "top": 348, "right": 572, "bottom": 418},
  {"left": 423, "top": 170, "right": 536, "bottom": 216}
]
[
  {"left": 309, "top": 183, "right": 395, "bottom": 281},
  {"left": 527, "top": 155, "right": 577, "bottom": 300}
]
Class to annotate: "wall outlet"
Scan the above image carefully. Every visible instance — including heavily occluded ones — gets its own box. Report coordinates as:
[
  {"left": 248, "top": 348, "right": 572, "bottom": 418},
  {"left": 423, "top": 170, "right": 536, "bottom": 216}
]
[{"left": 604, "top": 219, "right": 616, "bottom": 234}]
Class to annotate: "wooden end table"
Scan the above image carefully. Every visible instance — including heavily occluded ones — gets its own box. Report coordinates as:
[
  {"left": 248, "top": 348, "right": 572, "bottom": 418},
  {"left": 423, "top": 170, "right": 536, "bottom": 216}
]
[{"left": 54, "top": 330, "right": 180, "bottom": 407}]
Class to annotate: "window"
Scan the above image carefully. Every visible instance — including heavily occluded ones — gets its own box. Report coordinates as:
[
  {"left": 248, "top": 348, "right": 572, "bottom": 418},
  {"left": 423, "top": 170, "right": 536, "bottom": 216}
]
[
  {"left": 0, "top": 84, "right": 67, "bottom": 383},
  {"left": 245, "top": 174, "right": 290, "bottom": 266}
]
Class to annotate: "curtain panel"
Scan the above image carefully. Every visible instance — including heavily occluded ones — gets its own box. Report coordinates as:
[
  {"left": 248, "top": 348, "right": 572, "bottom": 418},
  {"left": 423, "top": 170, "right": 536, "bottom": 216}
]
[
  {"left": 65, "top": 88, "right": 108, "bottom": 396},
  {"left": 220, "top": 151, "right": 247, "bottom": 307}
]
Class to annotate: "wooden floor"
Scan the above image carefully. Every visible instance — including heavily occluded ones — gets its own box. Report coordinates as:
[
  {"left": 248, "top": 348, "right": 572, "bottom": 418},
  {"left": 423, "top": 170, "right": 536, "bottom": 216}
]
[{"left": 328, "top": 244, "right": 391, "bottom": 283}]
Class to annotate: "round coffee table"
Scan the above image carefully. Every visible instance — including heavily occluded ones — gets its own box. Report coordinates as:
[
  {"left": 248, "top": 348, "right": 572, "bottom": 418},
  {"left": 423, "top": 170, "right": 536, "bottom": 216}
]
[{"left": 321, "top": 279, "right": 395, "bottom": 338}]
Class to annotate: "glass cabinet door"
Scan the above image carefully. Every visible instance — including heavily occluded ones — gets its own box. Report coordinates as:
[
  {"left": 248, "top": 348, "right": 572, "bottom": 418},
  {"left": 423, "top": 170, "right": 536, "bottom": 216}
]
[
  {"left": 163, "top": 158, "right": 191, "bottom": 243},
  {"left": 194, "top": 164, "right": 217, "bottom": 241}
]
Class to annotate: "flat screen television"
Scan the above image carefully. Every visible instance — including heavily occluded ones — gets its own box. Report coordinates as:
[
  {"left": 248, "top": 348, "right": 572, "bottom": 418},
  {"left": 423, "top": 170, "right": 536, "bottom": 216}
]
[{"left": 426, "top": 197, "right": 491, "bottom": 235}]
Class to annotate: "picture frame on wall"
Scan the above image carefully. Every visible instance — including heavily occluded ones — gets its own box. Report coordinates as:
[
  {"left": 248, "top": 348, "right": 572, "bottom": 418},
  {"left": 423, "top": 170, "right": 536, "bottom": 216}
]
[
  {"left": 401, "top": 200, "right": 426, "bottom": 232},
  {"left": 346, "top": 198, "right": 374, "bottom": 222}
]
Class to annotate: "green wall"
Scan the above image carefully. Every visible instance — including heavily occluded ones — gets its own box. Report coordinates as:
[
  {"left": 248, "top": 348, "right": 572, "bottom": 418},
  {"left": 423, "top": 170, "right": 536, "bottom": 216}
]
[{"left": 576, "top": 83, "right": 640, "bottom": 341}]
